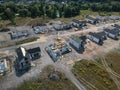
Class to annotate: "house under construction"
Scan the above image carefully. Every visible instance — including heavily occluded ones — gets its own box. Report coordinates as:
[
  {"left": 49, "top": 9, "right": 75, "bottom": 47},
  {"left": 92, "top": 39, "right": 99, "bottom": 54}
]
[{"left": 45, "top": 38, "right": 72, "bottom": 62}]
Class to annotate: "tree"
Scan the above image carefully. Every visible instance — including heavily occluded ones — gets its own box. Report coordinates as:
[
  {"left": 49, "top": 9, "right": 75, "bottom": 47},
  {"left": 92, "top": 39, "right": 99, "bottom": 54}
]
[
  {"left": 29, "top": 4, "right": 41, "bottom": 18},
  {"left": 1, "top": 8, "right": 15, "bottom": 24},
  {"left": 64, "top": 6, "right": 72, "bottom": 18},
  {"left": 0, "top": 4, "right": 5, "bottom": 13},
  {"left": 18, "top": 9, "right": 31, "bottom": 17},
  {"left": 51, "top": 8, "right": 57, "bottom": 18},
  {"left": 7, "top": 1, "right": 18, "bottom": 13}
]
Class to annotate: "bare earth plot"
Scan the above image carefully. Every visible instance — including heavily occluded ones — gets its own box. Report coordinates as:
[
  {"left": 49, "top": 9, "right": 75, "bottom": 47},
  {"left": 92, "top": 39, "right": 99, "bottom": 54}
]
[
  {"left": 0, "top": 33, "right": 10, "bottom": 41},
  {"left": 17, "top": 66, "right": 78, "bottom": 90}
]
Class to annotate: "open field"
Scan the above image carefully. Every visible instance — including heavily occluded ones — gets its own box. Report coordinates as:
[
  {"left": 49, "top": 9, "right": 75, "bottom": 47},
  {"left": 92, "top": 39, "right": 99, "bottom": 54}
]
[
  {"left": 17, "top": 66, "right": 78, "bottom": 90},
  {"left": 51, "top": 10, "right": 120, "bottom": 23},
  {"left": 72, "top": 60, "right": 118, "bottom": 90},
  {"left": 0, "top": 10, "right": 119, "bottom": 26},
  {"left": 0, "top": 37, "right": 39, "bottom": 49},
  {"left": 0, "top": 20, "right": 10, "bottom": 28},
  {"left": 105, "top": 50, "right": 120, "bottom": 74},
  {"left": 80, "top": 10, "right": 120, "bottom": 17},
  {"left": 0, "top": 33, "right": 11, "bottom": 41},
  {"left": 96, "top": 48, "right": 120, "bottom": 75}
]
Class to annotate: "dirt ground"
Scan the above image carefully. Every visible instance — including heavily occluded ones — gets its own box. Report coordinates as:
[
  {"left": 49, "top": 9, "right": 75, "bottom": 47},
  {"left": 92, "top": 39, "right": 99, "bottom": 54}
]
[
  {"left": 59, "top": 22, "right": 120, "bottom": 64},
  {"left": 0, "top": 19, "right": 119, "bottom": 90},
  {"left": 0, "top": 33, "right": 11, "bottom": 41}
]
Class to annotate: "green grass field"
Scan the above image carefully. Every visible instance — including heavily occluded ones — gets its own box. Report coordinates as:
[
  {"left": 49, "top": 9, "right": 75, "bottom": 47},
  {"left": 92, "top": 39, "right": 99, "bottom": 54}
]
[
  {"left": 0, "top": 10, "right": 119, "bottom": 26},
  {"left": 0, "top": 37, "right": 39, "bottom": 49},
  {"left": 72, "top": 60, "right": 118, "bottom": 90}
]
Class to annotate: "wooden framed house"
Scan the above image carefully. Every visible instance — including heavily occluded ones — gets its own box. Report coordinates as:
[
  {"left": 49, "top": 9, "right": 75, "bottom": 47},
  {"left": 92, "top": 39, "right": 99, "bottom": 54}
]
[{"left": 16, "top": 47, "right": 41, "bottom": 70}]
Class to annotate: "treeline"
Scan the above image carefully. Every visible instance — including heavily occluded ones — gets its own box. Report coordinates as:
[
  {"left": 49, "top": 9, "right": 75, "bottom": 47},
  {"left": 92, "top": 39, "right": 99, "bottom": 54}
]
[
  {"left": 0, "top": 1, "right": 120, "bottom": 23},
  {"left": 0, "top": 2, "right": 80, "bottom": 21},
  {"left": 91, "top": 3, "right": 120, "bottom": 12},
  {"left": 79, "top": 0, "right": 120, "bottom": 2},
  {"left": 53, "top": 0, "right": 120, "bottom": 3},
  {"left": 81, "top": 2, "right": 120, "bottom": 12}
]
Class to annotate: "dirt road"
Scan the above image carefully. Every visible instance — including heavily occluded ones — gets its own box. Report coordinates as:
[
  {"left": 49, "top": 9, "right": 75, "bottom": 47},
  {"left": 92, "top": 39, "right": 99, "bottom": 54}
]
[{"left": 0, "top": 21, "right": 120, "bottom": 90}]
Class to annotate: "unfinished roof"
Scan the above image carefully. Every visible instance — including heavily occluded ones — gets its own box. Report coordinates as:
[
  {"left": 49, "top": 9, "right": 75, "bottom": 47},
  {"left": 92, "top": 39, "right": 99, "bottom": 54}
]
[
  {"left": 88, "top": 32, "right": 106, "bottom": 39},
  {"left": 11, "top": 30, "right": 29, "bottom": 35},
  {"left": 104, "top": 29, "right": 120, "bottom": 34},
  {"left": 70, "top": 35, "right": 82, "bottom": 43},
  {"left": 97, "top": 32, "right": 106, "bottom": 36},
  {"left": 63, "top": 24, "right": 72, "bottom": 29},
  {"left": 79, "top": 36, "right": 87, "bottom": 42},
  {"left": 27, "top": 47, "right": 41, "bottom": 54}
]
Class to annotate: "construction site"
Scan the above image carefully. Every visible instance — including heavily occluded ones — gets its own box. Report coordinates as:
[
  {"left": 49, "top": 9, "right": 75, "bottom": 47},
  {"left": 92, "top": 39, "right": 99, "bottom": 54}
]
[
  {"left": 45, "top": 36, "right": 72, "bottom": 62},
  {"left": 0, "top": 15, "right": 120, "bottom": 90}
]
